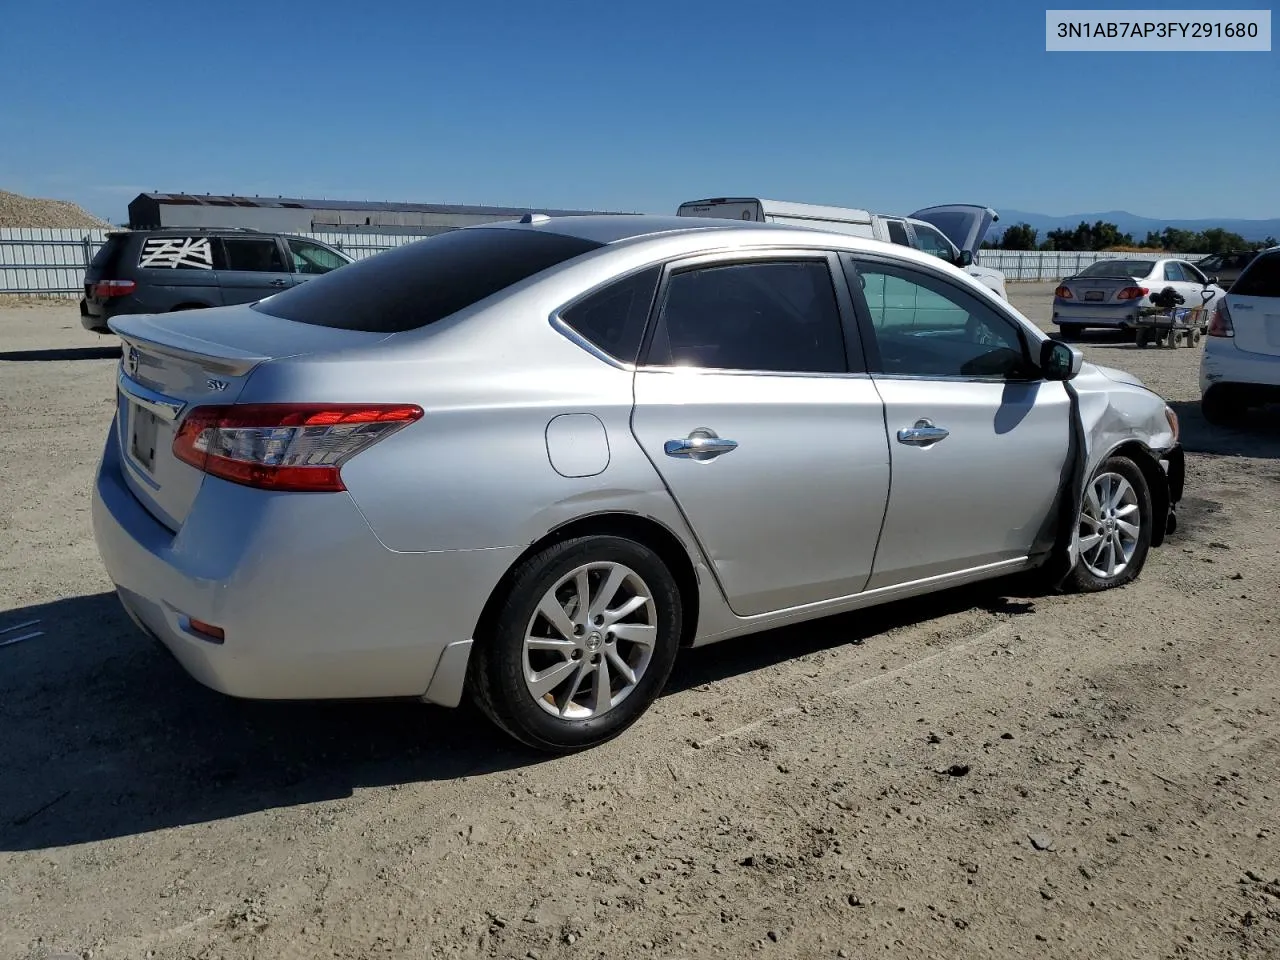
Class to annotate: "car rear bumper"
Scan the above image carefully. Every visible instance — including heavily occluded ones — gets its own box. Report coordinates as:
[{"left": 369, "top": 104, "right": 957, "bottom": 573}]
[
  {"left": 91, "top": 421, "right": 519, "bottom": 704},
  {"left": 1053, "top": 302, "right": 1140, "bottom": 326},
  {"left": 1200, "top": 339, "right": 1280, "bottom": 394}
]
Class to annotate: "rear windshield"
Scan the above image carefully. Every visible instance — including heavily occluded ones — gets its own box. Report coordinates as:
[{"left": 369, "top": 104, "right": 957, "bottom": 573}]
[
  {"left": 1077, "top": 260, "right": 1153, "bottom": 278},
  {"left": 252, "top": 228, "right": 603, "bottom": 332},
  {"left": 1231, "top": 251, "right": 1280, "bottom": 298}
]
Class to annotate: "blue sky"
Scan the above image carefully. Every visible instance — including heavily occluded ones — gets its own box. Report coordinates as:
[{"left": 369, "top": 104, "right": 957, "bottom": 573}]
[{"left": 1, "top": 0, "right": 1276, "bottom": 223}]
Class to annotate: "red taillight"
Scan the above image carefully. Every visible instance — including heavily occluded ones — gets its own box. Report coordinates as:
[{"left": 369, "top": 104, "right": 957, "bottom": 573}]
[
  {"left": 1054, "top": 285, "right": 1073, "bottom": 299},
  {"left": 1117, "top": 286, "right": 1149, "bottom": 301},
  {"left": 92, "top": 279, "right": 136, "bottom": 298},
  {"left": 172, "top": 403, "right": 424, "bottom": 492},
  {"left": 1207, "top": 298, "right": 1234, "bottom": 337}
]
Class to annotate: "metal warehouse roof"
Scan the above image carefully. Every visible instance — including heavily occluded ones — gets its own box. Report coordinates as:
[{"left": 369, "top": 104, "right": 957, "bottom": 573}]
[{"left": 134, "top": 193, "right": 631, "bottom": 216}]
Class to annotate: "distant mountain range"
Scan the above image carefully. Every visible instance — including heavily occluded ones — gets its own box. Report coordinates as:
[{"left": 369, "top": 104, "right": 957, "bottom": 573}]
[{"left": 991, "top": 209, "right": 1280, "bottom": 243}]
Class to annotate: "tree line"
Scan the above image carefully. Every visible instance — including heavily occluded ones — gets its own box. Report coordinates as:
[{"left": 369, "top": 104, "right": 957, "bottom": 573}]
[{"left": 985, "top": 220, "right": 1278, "bottom": 255}]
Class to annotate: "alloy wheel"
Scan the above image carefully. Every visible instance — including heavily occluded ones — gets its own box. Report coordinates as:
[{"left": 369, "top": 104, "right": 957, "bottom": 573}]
[
  {"left": 522, "top": 562, "right": 657, "bottom": 720},
  {"left": 1078, "top": 471, "right": 1142, "bottom": 580}
]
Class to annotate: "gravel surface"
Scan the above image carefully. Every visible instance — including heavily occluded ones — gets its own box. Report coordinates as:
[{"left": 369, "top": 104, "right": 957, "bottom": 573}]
[
  {"left": 0, "top": 189, "right": 112, "bottom": 230},
  {"left": 2, "top": 286, "right": 1278, "bottom": 960}
]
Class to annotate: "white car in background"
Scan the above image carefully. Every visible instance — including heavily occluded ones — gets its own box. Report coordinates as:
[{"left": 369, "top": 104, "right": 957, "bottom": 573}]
[
  {"left": 676, "top": 198, "right": 1008, "bottom": 298},
  {"left": 1200, "top": 246, "right": 1280, "bottom": 424},
  {"left": 1052, "top": 258, "right": 1225, "bottom": 337}
]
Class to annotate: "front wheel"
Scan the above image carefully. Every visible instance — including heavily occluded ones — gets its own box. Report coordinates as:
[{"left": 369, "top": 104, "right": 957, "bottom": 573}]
[
  {"left": 1065, "top": 456, "right": 1153, "bottom": 592},
  {"left": 469, "top": 536, "right": 682, "bottom": 753}
]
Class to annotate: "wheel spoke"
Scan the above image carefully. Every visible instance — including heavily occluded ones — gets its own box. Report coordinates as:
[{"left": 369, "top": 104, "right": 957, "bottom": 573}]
[
  {"left": 1102, "top": 538, "right": 1117, "bottom": 575},
  {"left": 527, "top": 658, "right": 579, "bottom": 699},
  {"left": 610, "top": 622, "right": 657, "bottom": 647},
  {"left": 1108, "top": 479, "right": 1131, "bottom": 510},
  {"left": 526, "top": 636, "right": 576, "bottom": 652},
  {"left": 606, "top": 646, "right": 637, "bottom": 685},
  {"left": 537, "top": 595, "right": 577, "bottom": 641},
  {"left": 589, "top": 565, "right": 628, "bottom": 620},
  {"left": 573, "top": 570, "right": 592, "bottom": 627},
  {"left": 1115, "top": 503, "right": 1139, "bottom": 519},
  {"left": 590, "top": 658, "right": 612, "bottom": 715},
  {"left": 560, "top": 661, "right": 590, "bottom": 717},
  {"left": 1080, "top": 513, "right": 1102, "bottom": 531},
  {"left": 1078, "top": 532, "right": 1104, "bottom": 553},
  {"left": 1085, "top": 484, "right": 1102, "bottom": 519},
  {"left": 603, "top": 594, "right": 650, "bottom": 626},
  {"left": 1115, "top": 519, "right": 1140, "bottom": 540}
]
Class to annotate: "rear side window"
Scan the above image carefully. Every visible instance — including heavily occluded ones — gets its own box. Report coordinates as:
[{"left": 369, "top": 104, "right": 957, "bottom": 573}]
[
  {"left": 253, "top": 228, "right": 604, "bottom": 332},
  {"left": 138, "top": 235, "right": 216, "bottom": 270},
  {"left": 559, "top": 267, "right": 660, "bottom": 363},
  {"left": 89, "top": 235, "right": 129, "bottom": 274},
  {"left": 1231, "top": 252, "right": 1280, "bottom": 298},
  {"left": 886, "top": 220, "right": 910, "bottom": 246}
]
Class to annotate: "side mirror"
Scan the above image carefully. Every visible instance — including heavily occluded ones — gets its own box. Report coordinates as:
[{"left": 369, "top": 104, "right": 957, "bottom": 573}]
[
  {"left": 957, "top": 250, "right": 974, "bottom": 267},
  {"left": 1040, "top": 339, "right": 1083, "bottom": 381},
  {"left": 1208, "top": 275, "right": 1220, "bottom": 286}
]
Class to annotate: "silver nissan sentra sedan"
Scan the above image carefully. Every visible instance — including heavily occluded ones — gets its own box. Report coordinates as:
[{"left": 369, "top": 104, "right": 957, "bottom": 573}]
[{"left": 92, "top": 214, "right": 1184, "bottom": 752}]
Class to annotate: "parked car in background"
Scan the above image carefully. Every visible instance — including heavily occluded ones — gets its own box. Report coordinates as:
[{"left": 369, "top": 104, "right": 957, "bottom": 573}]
[
  {"left": 81, "top": 227, "right": 353, "bottom": 333},
  {"left": 1200, "top": 246, "right": 1280, "bottom": 424},
  {"left": 92, "top": 214, "right": 1182, "bottom": 753},
  {"left": 1193, "top": 251, "right": 1260, "bottom": 291},
  {"left": 675, "top": 197, "right": 1007, "bottom": 298},
  {"left": 1052, "top": 257, "right": 1224, "bottom": 337}
]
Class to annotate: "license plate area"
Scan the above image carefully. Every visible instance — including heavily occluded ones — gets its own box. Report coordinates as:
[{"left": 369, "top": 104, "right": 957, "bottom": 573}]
[
  {"left": 129, "top": 403, "right": 161, "bottom": 473},
  {"left": 1084, "top": 290, "right": 1105, "bottom": 301}
]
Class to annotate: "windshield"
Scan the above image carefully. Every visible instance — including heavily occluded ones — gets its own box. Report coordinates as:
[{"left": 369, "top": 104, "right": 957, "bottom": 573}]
[{"left": 1077, "top": 260, "right": 1153, "bottom": 279}]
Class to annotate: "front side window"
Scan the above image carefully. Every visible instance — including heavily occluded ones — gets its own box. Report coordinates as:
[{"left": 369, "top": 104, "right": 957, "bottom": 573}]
[
  {"left": 1181, "top": 261, "right": 1208, "bottom": 284},
  {"left": 287, "top": 239, "right": 349, "bottom": 275},
  {"left": 559, "top": 266, "right": 661, "bottom": 363},
  {"left": 644, "top": 259, "right": 848, "bottom": 374},
  {"left": 851, "top": 260, "right": 1031, "bottom": 379},
  {"left": 1163, "top": 262, "right": 1187, "bottom": 282},
  {"left": 221, "top": 238, "right": 287, "bottom": 272}
]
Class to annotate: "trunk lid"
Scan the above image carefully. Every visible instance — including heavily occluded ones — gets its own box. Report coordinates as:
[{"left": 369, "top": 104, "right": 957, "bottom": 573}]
[
  {"left": 1226, "top": 251, "right": 1280, "bottom": 357},
  {"left": 909, "top": 204, "right": 998, "bottom": 258},
  {"left": 1059, "top": 274, "right": 1148, "bottom": 304},
  {"left": 107, "top": 304, "right": 391, "bottom": 530}
]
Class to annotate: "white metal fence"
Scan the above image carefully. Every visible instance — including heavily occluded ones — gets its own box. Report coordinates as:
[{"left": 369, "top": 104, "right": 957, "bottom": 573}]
[{"left": 0, "top": 226, "right": 1205, "bottom": 296}]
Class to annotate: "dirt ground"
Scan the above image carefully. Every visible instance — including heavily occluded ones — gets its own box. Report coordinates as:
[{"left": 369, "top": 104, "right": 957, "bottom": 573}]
[{"left": 2, "top": 286, "right": 1278, "bottom": 960}]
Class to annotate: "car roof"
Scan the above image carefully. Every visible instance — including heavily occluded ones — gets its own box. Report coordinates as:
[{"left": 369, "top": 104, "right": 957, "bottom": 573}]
[{"left": 472, "top": 213, "right": 823, "bottom": 246}]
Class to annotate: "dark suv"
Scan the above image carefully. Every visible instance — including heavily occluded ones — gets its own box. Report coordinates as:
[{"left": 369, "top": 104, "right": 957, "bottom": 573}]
[{"left": 81, "top": 228, "right": 353, "bottom": 333}]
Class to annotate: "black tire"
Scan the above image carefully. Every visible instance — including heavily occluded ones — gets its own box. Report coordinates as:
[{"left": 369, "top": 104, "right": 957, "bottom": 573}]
[
  {"left": 1201, "top": 385, "right": 1244, "bottom": 426},
  {"left": 1058, "top": 323, "right": 1083, "bottom": 340},
  {"left": 469, "top": 535, "right": 682, "bottom": 753},
  {"left": 1065, "top": 455, "right": 1153, "bottom": 593},
  {"left": 1135, "top": 328, "right": 1149, "bottom": 348}
]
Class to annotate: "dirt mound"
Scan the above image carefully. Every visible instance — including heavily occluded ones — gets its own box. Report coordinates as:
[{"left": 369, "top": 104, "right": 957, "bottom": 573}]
[{"left": 0, "top": 189, "right": 113, "bottom": 230}]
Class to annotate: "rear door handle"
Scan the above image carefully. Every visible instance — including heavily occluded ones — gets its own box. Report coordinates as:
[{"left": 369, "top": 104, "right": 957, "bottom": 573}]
[
  {"left": 269, "top": 278, "right": 289, "bottom": 287},
  {"left": 664, "top": 432, "right": 738, "bottom": 461},
  {"left": 897, "top": 418, "right": 950, "bottom": 447}
]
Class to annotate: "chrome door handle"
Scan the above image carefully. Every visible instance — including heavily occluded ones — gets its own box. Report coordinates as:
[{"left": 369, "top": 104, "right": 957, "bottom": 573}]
[
  {"left": 897, "top": 418, "right": 950, "bottom": 446},
  {"left": 664, "top": 431, "right": 738, "bottom": 461}
]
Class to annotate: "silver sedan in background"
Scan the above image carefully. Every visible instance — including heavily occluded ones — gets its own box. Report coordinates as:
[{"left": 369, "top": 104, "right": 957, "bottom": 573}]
[
  {"left": 92, "top": 215, "right": 1184, "bottom": 752},
  {"left": 1053, "top": 257, "right": 1224, "bottom": 336}
]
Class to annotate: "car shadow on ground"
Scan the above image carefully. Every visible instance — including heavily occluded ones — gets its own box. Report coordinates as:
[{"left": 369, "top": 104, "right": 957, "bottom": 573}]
[
  {"left": 0, "top": 578, "right": 1036, "bottom": 851},
  {"left": 1167, "top": 399, "right": 1280, "bottom": 460},
  {"left": 0, "top": 346, "right": 121, "bottom": 362}
]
